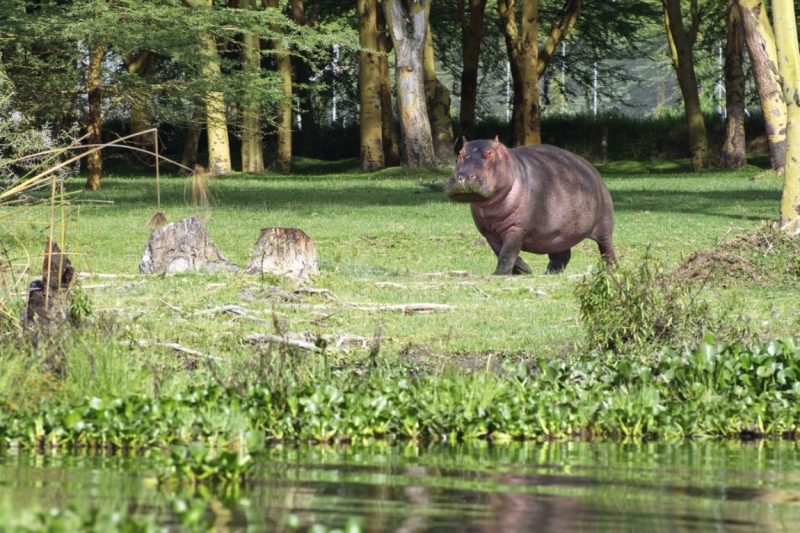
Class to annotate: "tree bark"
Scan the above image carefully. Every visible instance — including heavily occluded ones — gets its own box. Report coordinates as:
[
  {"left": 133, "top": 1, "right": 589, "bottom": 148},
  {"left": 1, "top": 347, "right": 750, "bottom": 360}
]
[
  {"left": 85, "top": 40, "right": 106, "bottom": 191},
  {"left": 358, "top": 0, "right": 385, "bottom": 171},
  {"left": 198, "top": 0, "right": 232, "bottom": 176},
  {"left": 720, "top": 0, "right": 747, "bottom": 169},
  {"left": 772, "top": 0, "right": 800, "bottom": 233},
  {"left": 384, "top": 0, "right": 435, "bottom": 168},
  {"left": 423, "top": 25, "right": 455, "bottom": 167},
  {"left": 264, "top": 0, "right": 292, "bottom": 174},
  {"left": 181, "top": 106, "right": 203, "bottom": 171},
  {"left": 377, "top": 8, "right": 401, "bottom": 167},
  {"left": 739, "top": 0, "right": 787, "bottom": 172},
  {"left": 458, "top": 0, "right": 487, "bottom": 144},
  {"left": 498, "top": 0, "right": 581, "bottom": 147},
  {"left": 241, "top": 0, "right": 265, "bottom": 173},
  {"left": 663, "top": 0, "right": 709, "bottom": 171},
  {"left": 123, "top": 50, "right": 156, "bottom": 162}
]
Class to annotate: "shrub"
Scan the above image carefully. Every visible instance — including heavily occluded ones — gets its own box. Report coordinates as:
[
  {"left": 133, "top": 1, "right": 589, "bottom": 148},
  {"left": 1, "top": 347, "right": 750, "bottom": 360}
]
[{"left": 575, "top": 254, "right": 751, "bottom": 354}]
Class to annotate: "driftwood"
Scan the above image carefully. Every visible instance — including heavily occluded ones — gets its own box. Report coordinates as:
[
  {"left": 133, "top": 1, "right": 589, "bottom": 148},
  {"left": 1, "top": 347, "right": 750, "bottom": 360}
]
[
  {"left": 244, "top": 227, "right": 320, "bottom": 281},
  {"left": 244, "top": 333, "right": 322, "bottom": 352},
  {"left": 139, "top": 216, "right": 239, "bottom": 275},
  {"left": 26, "top": 239, "right": 75, "bottom": 326}
]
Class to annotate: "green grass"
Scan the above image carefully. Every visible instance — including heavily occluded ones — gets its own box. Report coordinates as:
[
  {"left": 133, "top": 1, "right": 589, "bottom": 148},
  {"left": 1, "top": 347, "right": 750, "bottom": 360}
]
[{"left": 1, "top": 158, "right": 796, "bottom": 403}]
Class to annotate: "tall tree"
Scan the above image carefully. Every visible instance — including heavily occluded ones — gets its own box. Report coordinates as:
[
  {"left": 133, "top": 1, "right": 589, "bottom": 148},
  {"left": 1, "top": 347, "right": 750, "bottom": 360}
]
[
  {"left": 358, "top": 0, "right": 385, "bottom": 171},
  {"left": 662, "top": 0, "right": 708, "bottom": 171},
  {"left": 384, "top": 0, "right": 435, "bottom": 168},
  {"left": 772, "top": 0, "right": 800, "bottom": 233},
  {"left": 720, "top": 0, "right": 746, "bottom": 169},
  {"left": 196, "top": 0, "right": 232, "bottom": 176},
  {"left": 738, "top": 0, "right": 787, "bottom": 172},
  {"left": 122, "top": 50, "right": 157, "bottom": 164},
  {"left": 377, "top": 8, "right": 401, "bottom": 167},
  {"left": 84, "top": 38, "right": 106, "bottom": 191},
  {"left": 241, "top": 0, "right": 265, "bottom": 173},
  {"left": 497, "top": 0, "right": 581, "bottom": 147},
  {"left": 423, "top": 25, "right": 455, "bottom": 167},
  {"left": 457, "top": 0, "right": 487, "bottom": 144},
  {"left": 264, "top": 0, "right": 292, "bottom": 174}
]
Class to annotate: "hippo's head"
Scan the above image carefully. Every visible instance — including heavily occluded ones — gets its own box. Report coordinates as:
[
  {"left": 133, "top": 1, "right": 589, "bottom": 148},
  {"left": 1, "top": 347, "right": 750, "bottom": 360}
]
[{"left": 444, "top": 137, "right": 512, "bottom": 203}]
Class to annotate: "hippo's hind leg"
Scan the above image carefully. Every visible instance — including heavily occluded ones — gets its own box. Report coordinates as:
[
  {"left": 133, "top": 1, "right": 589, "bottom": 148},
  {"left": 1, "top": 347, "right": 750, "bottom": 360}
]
[
  {"left": 512, "top": 257, "right": 532, "bottom": 275},
  {"left": 594, "top": 234, "right": 617, "bottom": 266},
  {"left": 546, "top": 250, "right": 571, "bottom": 274}
]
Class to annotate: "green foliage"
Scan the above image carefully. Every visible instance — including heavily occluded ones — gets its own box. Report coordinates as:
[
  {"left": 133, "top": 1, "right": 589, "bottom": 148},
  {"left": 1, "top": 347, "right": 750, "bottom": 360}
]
[
  {"left": 575, "top": 254, "right": 751, "bottom": 353},
  {"left": 3, "top": 334, "right": 800, "bottom": 445}
]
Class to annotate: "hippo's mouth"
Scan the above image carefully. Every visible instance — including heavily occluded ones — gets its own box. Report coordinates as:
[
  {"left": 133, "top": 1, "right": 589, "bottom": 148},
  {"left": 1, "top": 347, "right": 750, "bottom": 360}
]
[{"left": 444, "top": 174, "right": 494, "bottom": 203}]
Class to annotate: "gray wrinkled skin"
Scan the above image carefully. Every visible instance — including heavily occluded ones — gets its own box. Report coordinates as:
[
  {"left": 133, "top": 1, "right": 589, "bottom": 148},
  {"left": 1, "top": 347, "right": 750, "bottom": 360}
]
[{"left": 444, "top": 138, "right": 616, "bottom": 275}]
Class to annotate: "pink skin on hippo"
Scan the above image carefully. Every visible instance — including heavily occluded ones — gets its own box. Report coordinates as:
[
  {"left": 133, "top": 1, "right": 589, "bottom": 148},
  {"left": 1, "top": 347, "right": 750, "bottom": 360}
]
[{"left": 444, "top": 138, "right": 616, "bottom": 275}]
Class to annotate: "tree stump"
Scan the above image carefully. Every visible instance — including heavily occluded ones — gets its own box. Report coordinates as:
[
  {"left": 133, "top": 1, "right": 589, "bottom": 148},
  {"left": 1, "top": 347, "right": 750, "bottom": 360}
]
[
  {"left": 26, "top": 239, "right": 75, "bottom": 326},
  {"left": 244, "top": 227, "right": 320, "bottom": 281},
  {"left": 139, "top": 216, "right": 239, "bottom": 274}
]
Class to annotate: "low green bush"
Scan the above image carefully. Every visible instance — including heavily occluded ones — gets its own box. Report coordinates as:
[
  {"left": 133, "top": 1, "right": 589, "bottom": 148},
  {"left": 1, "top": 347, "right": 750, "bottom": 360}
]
[{"left": 575, "top": 254, "right": 751, "bottom": 354}]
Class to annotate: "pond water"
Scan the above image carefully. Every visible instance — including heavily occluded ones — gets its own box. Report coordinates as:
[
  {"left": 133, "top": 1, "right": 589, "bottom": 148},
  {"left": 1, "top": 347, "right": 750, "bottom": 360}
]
[{"left": 2, "top": 440, "right": 800, "bottom": 532}]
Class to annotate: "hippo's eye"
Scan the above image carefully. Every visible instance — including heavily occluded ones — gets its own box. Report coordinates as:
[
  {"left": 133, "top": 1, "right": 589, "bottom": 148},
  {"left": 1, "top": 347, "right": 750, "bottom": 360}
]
[{"left": 482, "top": 149, "right": 493, "bottom": 159}]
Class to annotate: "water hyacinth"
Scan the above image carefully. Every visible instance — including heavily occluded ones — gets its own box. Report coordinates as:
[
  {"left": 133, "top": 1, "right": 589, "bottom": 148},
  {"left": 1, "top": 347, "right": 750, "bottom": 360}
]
[{"left": 1, "top": 336, "right": 800, "bottom": 450}]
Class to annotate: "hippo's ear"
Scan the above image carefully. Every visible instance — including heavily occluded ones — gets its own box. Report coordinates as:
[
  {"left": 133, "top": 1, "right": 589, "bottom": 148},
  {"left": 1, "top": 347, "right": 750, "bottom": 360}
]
[{"left": 492, "top": 136, "right": 500, "bottom": 147}]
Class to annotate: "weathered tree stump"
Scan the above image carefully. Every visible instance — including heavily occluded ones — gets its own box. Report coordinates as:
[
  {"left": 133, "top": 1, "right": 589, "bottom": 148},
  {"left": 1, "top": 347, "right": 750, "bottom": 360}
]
[
  {"left": 139, "top": 216, "right": 239, "bottom": 274},
  {"left": 245, "top": 227, "right": 320, "bottom": 281},
  {"left": 26, "top": 239, "right": 75, "bottom": 325}
]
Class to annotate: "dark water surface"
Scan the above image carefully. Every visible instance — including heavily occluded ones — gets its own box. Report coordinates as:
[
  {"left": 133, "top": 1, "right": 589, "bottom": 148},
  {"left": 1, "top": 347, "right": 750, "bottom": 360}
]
[{"left": 2, "top": 440, "right": 800, "bottom": 531}]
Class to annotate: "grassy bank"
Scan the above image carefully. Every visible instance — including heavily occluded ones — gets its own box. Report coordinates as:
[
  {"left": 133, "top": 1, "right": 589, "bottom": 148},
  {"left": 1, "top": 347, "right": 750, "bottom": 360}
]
[{"left": 1, "top": 158, "right": 798, "bottom": 440}]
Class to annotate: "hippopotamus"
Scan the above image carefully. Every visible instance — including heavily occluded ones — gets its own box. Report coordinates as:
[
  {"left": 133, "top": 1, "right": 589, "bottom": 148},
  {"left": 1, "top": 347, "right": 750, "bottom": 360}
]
[{"left": 444, "top": 138, "right": 616, "bottom": 275}]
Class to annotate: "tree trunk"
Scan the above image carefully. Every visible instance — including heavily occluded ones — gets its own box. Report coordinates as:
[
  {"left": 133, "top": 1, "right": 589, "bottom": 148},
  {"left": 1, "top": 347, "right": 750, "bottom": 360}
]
[
  {"left": 739, "top": 0, "right": 787, "bottom": 172},
  {"left": 123, "top": 50, "right": 156, "bottom": 162},
  {"left": 458, "top": 0, "right": 487, "bottom": 144},
  {"left": 198, "top": 0, "right": 231, "bottom": 176},
  {"left": 498, "top": 0, "right": 581, "bottom": 147},
  {"left": 181, "top": 106, "right": 203, "bottom": 171},
  {"left": 423, "top": 26, "right": 455, "bottom": 167},
  {"left": 358, "top": 0, "right": 385, "bottom": 171},
  {"left": 384, "top": 0, "right": 435, "bottom": 168},
  {"left": 720, "top": 0, "right": 747, "bottom": 169},
  {"left": 663, "top": 0, "right": 709, "bottom": 171},
  {"left": 241, "top": 0, "right": 264, "bottom": 173},
  {"left": 262, "top": 0, "right": 292, "bottom": 174},
  {"left": 85, "top": 40, "right": 106, "bottom": 191},
  {"left": 772, "top": 0, "right": 800, "bottom": 233},
  {"left": 377, "top": 8, "right": 401, "bottom": 167},
  {"left": 291, "top": 0, "right": 321, "bottom": 151}
]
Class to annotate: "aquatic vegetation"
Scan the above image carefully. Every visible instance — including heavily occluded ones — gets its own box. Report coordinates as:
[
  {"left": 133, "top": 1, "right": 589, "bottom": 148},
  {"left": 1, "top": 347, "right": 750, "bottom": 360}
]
[{"left": 1, "top": 335, "right": 800, "bottom": 447}]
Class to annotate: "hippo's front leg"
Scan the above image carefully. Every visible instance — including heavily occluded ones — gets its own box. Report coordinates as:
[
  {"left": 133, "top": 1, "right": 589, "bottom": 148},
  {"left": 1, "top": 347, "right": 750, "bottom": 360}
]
[{"left": 492, "top": 229, "right": 527, "bottom": 275}]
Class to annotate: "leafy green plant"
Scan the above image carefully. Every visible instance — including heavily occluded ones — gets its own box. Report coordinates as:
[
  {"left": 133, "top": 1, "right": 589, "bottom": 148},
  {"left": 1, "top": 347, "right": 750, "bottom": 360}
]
[{"left": 575, "top": 254, "right": 751, "bottom": 353}]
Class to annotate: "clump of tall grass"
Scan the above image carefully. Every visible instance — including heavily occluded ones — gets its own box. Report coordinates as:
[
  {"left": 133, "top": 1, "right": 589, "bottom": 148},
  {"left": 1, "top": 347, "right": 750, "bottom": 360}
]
[{"left": 575, "top": 252, "right": 751, "bottom": 354}]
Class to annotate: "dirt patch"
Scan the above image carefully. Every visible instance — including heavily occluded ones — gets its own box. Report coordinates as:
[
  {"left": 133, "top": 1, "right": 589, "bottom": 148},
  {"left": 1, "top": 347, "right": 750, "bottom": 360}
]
[{"left": 672, "top": 223, "right": 800, "bottom": 286}]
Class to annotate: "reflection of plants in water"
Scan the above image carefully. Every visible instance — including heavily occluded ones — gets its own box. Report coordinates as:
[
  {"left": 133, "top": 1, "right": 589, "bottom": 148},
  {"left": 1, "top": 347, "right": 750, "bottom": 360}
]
[{"left": 157, "top": 430, "right": 264, "bottom": 492}]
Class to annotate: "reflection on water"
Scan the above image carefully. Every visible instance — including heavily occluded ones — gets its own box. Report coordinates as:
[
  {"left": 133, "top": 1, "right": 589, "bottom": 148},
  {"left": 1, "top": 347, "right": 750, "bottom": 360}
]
[{"left": 3, "top": 440, "right": 800, "bottom": 531}]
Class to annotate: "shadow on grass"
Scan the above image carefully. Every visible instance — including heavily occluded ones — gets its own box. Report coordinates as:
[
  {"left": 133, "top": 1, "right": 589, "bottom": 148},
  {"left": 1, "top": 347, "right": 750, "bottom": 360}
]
[{"left": 611, "top": 188, "right": 781, "bottom": 220}]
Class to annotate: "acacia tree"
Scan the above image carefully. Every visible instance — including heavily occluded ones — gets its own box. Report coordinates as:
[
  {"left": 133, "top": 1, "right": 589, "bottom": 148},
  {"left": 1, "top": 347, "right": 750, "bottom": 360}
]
[
  {"left": 384, "top": 0, "right": 435, "bottom": 168},
  {"left": 497, "top": 0, "right": 581, "bottom": 147},
  {"left": 772, "top": 0, "right": 800, "bottom": 233},
  {"left": 263, "top": 0, "right": 292, "bottom": 174},
  {"left": 377, "top": 8, "right": 401, "bottom": 167},
  {"left": 358, "top": 0, "right": 384, "bottom": 171},
  {"left": 423, "top": 26, "right": 455, "bottom": 167},
  {"left": 738, "top": 0, "right": 787, "bottom": 172},
  {"left": 241, "top": 0, "right": 265, "bottom": 173},
  {"left": 720, "top": 0, "right": 746, "bottom": 169},
  {"left": 662, "top": 0, "right": 708, "bottom": 171},
  {"left": 457, "top": 0, "right": 487, "bottom": 144}
]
